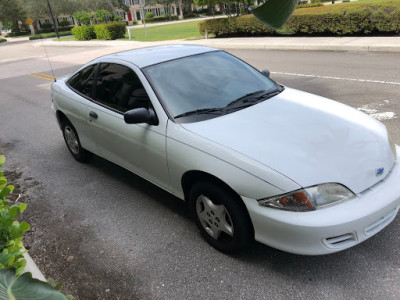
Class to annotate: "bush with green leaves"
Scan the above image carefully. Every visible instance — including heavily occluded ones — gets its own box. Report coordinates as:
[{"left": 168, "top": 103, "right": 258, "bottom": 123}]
[
  {"left": 113, "top": 15, "right": 123, "bottom": 21},
  {"left": 41, "top": 22, "right": 53, "bottom": 30},
  {"left": 199, "top": 2, "right": 400, "bottom": 37},
  {"left": 95, "top": 9, "right": 112, "bottom": 23},
  {"left": 145, "top": 15, "right": 179, "bottom": 23},
  {"left": 72, "top": 25, "right": 96, "bottom": 40},
  {"left": 0, "top": 155, "right": 30, "bottom": 276},
  {"left": 297, "top": 2, "right": 323, "bottom": 9},
  {"left": 183, "top": 13, "right": 199, "bottom": 19},
  {"left": 59, "top": 20, "right": 70, "bottom": 27},
  {"left": 0, "top": 39, "right": 6, "bottom": 43},
  {"left": 73, "top": 11, "right": 93, "bottom": 26},
  {"left": 94, "top": 22, "right": 126, "bottom": 40},
  {"left": 0, "top": 155, "right": 73, "bottom": 299},
  {"left": 145, "top": 12, "right": 154, "bottom": 19},
  {"left": 199, "top": 15, "right": 274, "bottom": 37}
]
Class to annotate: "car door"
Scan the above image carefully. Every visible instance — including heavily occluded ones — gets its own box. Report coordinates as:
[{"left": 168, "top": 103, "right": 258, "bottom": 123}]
[
  {"left": 62, "top": 63, "right": 98, "bottom": 153},
  {"left": 86, "top": 61, "right": 171, "bottom": 191}
]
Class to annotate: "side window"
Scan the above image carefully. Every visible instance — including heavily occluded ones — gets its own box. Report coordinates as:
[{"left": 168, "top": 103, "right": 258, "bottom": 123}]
[
  {"left": 94, "top": 63, "right": 151, "bottom": 113},
  {"left": 67, "top": 64, "right": 96, "bottom": 98}
]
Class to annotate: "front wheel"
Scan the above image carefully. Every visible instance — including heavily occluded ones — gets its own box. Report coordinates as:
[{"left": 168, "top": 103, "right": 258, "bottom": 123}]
[
  {"left": 61, "top": 119, "right": 90, "bottom": 162},
  {"left": 189, "top": 182, "right": 254, "bottom": 253}
]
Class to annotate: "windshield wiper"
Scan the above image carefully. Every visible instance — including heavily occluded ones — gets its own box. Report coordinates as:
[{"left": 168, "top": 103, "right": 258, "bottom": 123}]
[
  {"left": 174, "top": 107, "right": 224, "bottom": 119},
  {"left": 225, "top": 90, "right": 266, "bottom": 108},
  {"left": 225, "top": 88, "right": 282, "bottom": 111}
]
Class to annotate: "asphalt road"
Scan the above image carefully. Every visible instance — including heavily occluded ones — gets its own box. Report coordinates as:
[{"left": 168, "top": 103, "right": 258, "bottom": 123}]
[{"left": 1, "top": 42, "right": 400, "bottom": 300}]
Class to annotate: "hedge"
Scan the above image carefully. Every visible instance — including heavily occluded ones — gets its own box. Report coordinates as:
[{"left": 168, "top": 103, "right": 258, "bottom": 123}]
[
  {"left": 72, "top": 25, "right": 96, "bottom": 40},
  {"left": 297, "top": 3, "right": 323, "bottom": 9},
  {"left": 145, "top": 15, "right": 179, "bottom": 23},
  {"left": 145, "top": 12, "right": 154, "bottom": 19},
  {"left": 199, "top": 3, "right": 400, "bottom": 37},
  {"left": 199, "top": 15, "right": 274, "bottom": 37},
  {"left": 93, "top": 22, "right": 126, "bottom": 40},
  {"left": 0, "top": 38, "right": 6, "bottom": 43},
  {"left": 29, "top": 31, "right": 72, "bottom": 40}
]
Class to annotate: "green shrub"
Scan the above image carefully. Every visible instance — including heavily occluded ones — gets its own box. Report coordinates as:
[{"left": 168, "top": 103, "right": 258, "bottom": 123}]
[
  {"left": 199, "top": 2, "right": 400, "bottom": 37},
  {"left": 73, "top": 11, "right": 93, "bottom": 26},
  {"left": 29, "top": 31, "right": 72, "bottom": 40},
  {"left": 297, "top": 3, "right": 323, "bottom": 9},
  {"left": 145, "top": 15, "right": 179, "bottom": 23},
  {"left": 58, "top": 20, "right": 70, "bottom": 27},
  {"left": 94, "top": 22, "right": 126, "bottom": 40},
  {"left": 41, "top": 22, "right": 53, "bottom": 30},
  {"left": 183, "top": 13, "right": 199, "bottom": 19},
  {"left": 72, "top": 26, "right": 96, "bottom": 40},
  {"left": 0, "top": 155, "right": 30, "bottom": 275},
  {"left": 145, "top": 12, "right": 154, "bottom": 19},
  {"left": 95, "top": 9, "right": 112, "bottom": 23},
  {"left": 5, "top": 31, "right": 30, "bottom": 37},
  {"left": 0, "top": 39, "right": 6, "bottom": 43},
  {"left": 113, "top": 15, "right": 123, "bottom": 21},
  {"left": 286, "top": 5, "right": 400, "bottom": 35},
  {"left": 199, "top": 15, "right": 274, "bottom": 37}
]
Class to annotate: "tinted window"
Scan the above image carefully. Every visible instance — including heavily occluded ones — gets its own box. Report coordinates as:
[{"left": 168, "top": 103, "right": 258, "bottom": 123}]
[
  {"left": 67, "top": 64, "right": 96, "bottom": 98},
  {"left": 145, "top": 51, "right": 279, "bottom": 118},
  {"left": 95, "top": 63, "right": 150, "bottom": 113}
]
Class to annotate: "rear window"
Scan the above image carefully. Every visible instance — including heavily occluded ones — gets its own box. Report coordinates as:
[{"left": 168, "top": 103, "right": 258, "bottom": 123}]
[{"left": 67, "top": 64, "right": 97, "bottom": 98}]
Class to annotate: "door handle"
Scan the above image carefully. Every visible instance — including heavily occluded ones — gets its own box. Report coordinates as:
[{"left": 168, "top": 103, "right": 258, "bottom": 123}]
[{"left": 89, "top": 111, "right": 98, "bottom": 119}]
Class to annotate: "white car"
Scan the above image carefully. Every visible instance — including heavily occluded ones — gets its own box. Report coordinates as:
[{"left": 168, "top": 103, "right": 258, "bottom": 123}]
[{"left": 51, "top": 45, "right": 400, "bottom": 255}]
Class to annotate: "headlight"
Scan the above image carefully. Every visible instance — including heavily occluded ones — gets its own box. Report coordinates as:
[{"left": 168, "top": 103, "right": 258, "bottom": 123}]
[{"left": 258, "top": 183, "right": 355, "bottom": 212}]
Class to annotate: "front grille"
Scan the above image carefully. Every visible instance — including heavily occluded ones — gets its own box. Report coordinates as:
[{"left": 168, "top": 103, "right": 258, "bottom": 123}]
[
  {"left": 365, "top": 206, "right": 399, "bottom": 236},
  {"left": 322, "top": 232, "right": 357, "bottom": 249}
]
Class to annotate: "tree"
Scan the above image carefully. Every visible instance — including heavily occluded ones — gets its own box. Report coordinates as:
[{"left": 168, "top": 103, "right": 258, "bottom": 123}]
[
  {"left": 25, "top": 0, "right": 80, "bottom": 20},
  {"left": 95, "top": 9, "right": 112, "bottom": 23},
  {"left": 0, "top": 0, "right": 26, "bottom": 33},
  {"left": 193, "top": 0, "right": 219, "bottom": 16},
  {"left": 146, "top": 0, "right": 180, "bottom": 20},
  {"left": 73, "top": 11, "right": 93, "bottom": 26}
]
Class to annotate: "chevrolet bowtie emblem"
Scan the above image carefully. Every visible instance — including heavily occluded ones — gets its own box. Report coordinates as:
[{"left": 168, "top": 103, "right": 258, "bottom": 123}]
[{"left": 376, "top": 168, "right": 385, "bottom": 177}]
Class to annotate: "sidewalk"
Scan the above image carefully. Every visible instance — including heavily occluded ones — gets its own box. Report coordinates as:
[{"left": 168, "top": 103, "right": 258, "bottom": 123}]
[{"left": 34, "top": 35, "right": 400, "bottom": 52}]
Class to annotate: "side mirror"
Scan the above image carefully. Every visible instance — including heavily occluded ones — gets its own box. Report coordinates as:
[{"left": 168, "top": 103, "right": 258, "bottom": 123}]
[
  {"left": 124, "top": 108, "right": 158, "bottom": 126},
  {"left": 261, "top": 69, "right": 270, "bottom": 78}
]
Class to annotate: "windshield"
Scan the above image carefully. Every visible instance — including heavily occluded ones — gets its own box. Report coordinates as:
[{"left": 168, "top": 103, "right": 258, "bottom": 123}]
[{"left": 144, "top": 51, "right": 281, "bottom": 121}]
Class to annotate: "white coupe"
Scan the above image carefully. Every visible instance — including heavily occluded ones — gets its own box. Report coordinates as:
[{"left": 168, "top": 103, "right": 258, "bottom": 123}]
[{"left": 51, "top": 45, "right": 400, "bottom": 255}]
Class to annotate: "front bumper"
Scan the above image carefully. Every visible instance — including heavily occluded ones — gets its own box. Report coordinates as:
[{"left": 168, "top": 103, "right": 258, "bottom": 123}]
[{"left": 242, "top": 145, "right": 400, "bottom": 255}]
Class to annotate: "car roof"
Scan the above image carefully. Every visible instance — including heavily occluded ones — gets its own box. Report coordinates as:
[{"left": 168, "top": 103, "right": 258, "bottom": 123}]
[{"left": 94, "top": 45, "right": 219, "bottom": 68}]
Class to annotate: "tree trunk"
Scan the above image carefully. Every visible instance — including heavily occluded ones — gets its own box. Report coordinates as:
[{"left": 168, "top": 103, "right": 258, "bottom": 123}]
[{"left": 12, "top": 19, "right": 20, "bottom": 33}]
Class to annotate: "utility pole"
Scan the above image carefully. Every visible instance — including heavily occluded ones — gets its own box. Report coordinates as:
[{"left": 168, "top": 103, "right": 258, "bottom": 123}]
[
  {"left": 139, "top": 0, "right": 147, "bottom": 39},
  {"left": 46, "top": 0, "right": 60, "bottom": 39}
]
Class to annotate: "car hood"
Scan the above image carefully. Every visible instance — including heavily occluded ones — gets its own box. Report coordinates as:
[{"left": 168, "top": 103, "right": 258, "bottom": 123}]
[{"left": 181, "top": 88, "right": 395, "bottom": 194}]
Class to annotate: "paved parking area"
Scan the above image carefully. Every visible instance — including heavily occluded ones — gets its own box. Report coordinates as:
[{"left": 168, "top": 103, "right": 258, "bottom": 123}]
[{"left": 1, "top": 43, "right": 400, "bottom": 299}]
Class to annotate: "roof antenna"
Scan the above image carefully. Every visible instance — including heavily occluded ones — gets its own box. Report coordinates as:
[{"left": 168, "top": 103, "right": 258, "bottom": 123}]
[
  {"left": 40, "top": 0, "right": 58, "bottom": 82},
  {"left": 40, "top": 36, "right": 57, "bottom": 82}
]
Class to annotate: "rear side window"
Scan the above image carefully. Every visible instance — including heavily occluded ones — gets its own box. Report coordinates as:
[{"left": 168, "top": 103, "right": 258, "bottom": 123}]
[
  {"left": 94, "top": 63, "right": 151, "bottom": 113},
  {"left": 67, "top": 64, "right": 97, "bottom": 98}
]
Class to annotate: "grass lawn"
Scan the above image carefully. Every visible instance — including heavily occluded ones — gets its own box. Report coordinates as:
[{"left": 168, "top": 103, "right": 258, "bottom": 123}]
[
  {"left": 125, "top": 20, "right": 203, "bottom": 41},
  {"left": 55, "top": 36, "right": 78, "bottom": 41}
]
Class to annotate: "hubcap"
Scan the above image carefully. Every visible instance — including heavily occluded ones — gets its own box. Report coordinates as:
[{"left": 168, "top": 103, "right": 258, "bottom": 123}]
[
  {"left": 64, "top": 126, "right": 79, "bottom": 155},
  {"left": 196, "top": 195, "right": 234, "bottom": 240}
]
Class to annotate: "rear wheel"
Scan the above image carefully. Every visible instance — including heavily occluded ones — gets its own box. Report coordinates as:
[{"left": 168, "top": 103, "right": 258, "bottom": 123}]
[
  {"left": 189, "top": 182, "right": 253, "bottom": 253},
  {"left": 61, "top": 119, "right": 90, "bottom": 162}
]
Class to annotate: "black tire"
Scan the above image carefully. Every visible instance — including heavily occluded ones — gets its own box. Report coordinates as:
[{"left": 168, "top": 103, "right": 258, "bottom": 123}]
[
  {"left": 61, "top": 119, "right": 90, "bottom": 163},
  {"left": 189, "top": 181, "right": 254, "bottom": 253}
]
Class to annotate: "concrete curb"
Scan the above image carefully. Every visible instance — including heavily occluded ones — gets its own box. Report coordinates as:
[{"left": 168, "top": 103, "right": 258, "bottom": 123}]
[
  {"left": 33, "top": 36, "right": 400, "bottom": 52},
  {"left": 23, "top": 250, "right": 46, "bottom": 281}
]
